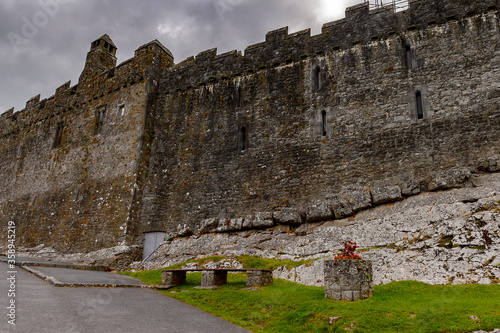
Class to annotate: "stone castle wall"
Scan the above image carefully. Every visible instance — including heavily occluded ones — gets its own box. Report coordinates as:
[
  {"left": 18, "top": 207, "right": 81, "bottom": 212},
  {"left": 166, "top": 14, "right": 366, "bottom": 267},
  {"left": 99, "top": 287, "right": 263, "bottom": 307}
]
[
  {"left": 0, "top": 40, "right": 173, "bottom": 252},
  {"left": 139, "top": 0, "right": 500, "bottom": 235},
  {"left": 1, "top": 0, "right": 500, "bottom": 252}
]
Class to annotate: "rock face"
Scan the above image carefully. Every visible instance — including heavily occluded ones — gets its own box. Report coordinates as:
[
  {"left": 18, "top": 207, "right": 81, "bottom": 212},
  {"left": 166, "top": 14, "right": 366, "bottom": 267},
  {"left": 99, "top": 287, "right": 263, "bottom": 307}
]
[
  {"left": 426, "top": 169, "right": 471, "bottom": 191},
  {"left": 324, "top": 259, "right": 373, "bottom": 301},
  {"left": 140, "top": 173, "right": 500, "bottom": 286}
]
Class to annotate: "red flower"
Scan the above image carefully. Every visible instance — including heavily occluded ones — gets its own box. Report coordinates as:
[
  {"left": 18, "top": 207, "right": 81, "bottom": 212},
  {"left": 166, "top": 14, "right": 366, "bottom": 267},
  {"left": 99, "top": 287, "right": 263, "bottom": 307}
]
[{"left": 334, "top": 241, "right": 362, "bottom": 260}]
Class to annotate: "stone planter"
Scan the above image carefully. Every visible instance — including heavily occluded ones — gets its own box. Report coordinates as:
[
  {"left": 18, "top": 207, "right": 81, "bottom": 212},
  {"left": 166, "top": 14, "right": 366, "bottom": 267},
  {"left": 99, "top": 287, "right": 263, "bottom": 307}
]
[{"left": 324, "top": 259, "right": 373, "bottom": 301}]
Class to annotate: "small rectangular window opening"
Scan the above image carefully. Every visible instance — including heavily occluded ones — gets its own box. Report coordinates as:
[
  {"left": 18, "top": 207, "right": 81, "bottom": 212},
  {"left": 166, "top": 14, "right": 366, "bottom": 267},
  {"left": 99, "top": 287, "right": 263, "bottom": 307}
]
[
  {"left": 406, "top": 46, "right": 413, "bottom": 71},
  {"left": 239, "top": 126, "right": 247, "bottom": 153},
  {"left": 321, "top": 111, "right": 327, "bottom": 137},
  {"left": 118, "top": 104, "right": 125, "bottom": 117},
  {"left": 53, "top": 122, "right": 64, "bottom": 148},
  {"left": 94, "top": 106, "right": 106, "bottom": 135},
  {"left": 416, "top": 92, "right": 424, "bottom": 119},
  {"left": 314, "top": 67, "right": 321, "bottom": 90}
]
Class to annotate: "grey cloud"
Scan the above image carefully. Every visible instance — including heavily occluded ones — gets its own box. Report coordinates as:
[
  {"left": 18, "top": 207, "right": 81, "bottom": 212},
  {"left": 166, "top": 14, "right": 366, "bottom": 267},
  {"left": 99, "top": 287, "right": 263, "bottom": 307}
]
[{"left": 0, "top": 0, "right": 362, "bottom": 113}]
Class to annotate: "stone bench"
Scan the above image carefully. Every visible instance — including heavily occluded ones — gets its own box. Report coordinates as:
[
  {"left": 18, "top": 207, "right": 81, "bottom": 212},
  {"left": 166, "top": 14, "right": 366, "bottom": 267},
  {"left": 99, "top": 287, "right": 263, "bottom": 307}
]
[{"left": 161, "top": 268, "right": 273, "bottom": 289}]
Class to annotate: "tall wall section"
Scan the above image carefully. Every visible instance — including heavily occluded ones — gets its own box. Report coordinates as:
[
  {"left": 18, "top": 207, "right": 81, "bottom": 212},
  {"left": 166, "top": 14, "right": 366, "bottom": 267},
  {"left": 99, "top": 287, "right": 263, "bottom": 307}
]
[
  {"left": 140, "top": 0, "right": 500, "bottom": 235},
  {"left": 0, "top": 40, "right": 173, "bottom": 252}
]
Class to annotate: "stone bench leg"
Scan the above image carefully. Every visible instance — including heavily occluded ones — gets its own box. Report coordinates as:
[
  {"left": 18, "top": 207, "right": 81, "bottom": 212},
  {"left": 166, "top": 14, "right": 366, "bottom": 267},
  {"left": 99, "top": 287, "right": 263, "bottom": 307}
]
[
  {"left": 201, "top": 270, "right": 227, "bottom": 287},
  {"left": 161, "top": 271, "right": 186, "bottom": 287},
  {"left": 246, "top": 270, "right": 273, "bottom": 287}
]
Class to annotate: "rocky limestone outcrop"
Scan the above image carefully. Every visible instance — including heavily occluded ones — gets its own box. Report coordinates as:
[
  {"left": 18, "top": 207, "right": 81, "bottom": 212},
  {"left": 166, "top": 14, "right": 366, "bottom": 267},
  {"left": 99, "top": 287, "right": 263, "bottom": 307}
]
[
  {"left": 138, "top": 173, "right": 500, "bottom": 285},
  {"left": 166, "top": 167, "right": 475, "bottom": 238}
]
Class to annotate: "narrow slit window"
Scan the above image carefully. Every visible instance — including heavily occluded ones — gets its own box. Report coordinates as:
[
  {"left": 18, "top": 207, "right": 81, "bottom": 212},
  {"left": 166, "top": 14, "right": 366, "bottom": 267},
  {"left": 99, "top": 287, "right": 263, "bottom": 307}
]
[
  {"left": 239, "top": 126, "right": 247, "bottom": 152},
  {"left": 94, "top": 106, "right": 106, "bottom": 135},
  {"left": 406, "top": 46, "right": 413, "bottom": 70},
  {"left": 314, "top": 67, "right": 321, "bottom": 90},
  {"left": 53, "top": 122, "right": 64, "bottom": 148},
  {"left": 321, "top": 111, "right": 327, "bottom": 137},
  {"left": 118, "top": 104, "right": 125, "bottom": 117},
  {"left": 416, "top": 92, "right": 424, "bottom": 119}
]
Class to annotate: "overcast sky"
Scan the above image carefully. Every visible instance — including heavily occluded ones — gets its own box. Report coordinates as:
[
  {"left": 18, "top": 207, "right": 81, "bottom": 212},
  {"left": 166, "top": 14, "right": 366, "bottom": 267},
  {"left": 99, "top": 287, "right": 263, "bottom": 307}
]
[{"left": 0, "top": 0, "right": 367, "bottom": 114}]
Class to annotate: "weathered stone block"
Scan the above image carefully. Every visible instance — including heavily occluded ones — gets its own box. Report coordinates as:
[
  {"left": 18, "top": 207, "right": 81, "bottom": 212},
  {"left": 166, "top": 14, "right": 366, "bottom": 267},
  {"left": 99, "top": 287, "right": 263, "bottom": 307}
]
[
  {"left": 330, "top": 197, "right": 353, "bottom": 219},
  {"left": 216, "top": 219, "right": 230, "bottom": 233},
  {"left": 478, "top": 156, "right": 500, "bottom": 173},
  {"left": 227, "top": 217, "right": 243, "bottom": 231},
  {"left": 176, "top": 224, "right": 193, "bottom": 237},
  {"left": 161, "top": 270, "right": 186, "bottom": 287},
  {"left": 246, "top": 270, "right": 273, "bottom": 287},
  {"left": 305, "top": 203, "right": 333, "bottom": 223},
  {"left": 346, "top": 190, "right": 373, "bottom": 212},
  {"left": 401, "top": 180, "right": 421, "bottom": 196},
  {"left": 325, "top": 291, "right": 342, "bottom": 301},
  {"left": 427, "top": 168, "right": 471, "bottom": 191},
  {"left": 342, "top": 290, "right": 353, "bottom": 300},
  {"left": 274, "top": 208, "right": 303, "bottom": 225},
  {"left": 201, "top": 270, "right": 228, "bottom": 287},
  {"left": 371, "top": 186, "right": 402, "bottom": 205},
  {"left": 164, "top": 232, "right": 176, "bottom": 242},
  {"left": 253, "top": 212, "right": 274, "bottom": 229},
  {"left": 324, "top": 259, "right": 373, "bottom": 301},
  {"left": 199, "top": 218, "right": 218, "bottom": 234},
  {"left": 242, "top": 215, "right": 254, "bottom": 229}
]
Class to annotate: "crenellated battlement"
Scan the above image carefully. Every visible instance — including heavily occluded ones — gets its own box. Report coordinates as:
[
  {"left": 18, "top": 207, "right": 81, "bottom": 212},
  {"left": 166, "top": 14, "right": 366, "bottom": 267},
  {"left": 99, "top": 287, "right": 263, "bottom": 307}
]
[
  {"left": 164, "top": 0, "right": 499, "bottom": 93},
  {"left": 0, "top": 38, "right": 173, "bottom": 139},
  {"left": 4, "top": 0, "right": 498, "bottom": 121}
]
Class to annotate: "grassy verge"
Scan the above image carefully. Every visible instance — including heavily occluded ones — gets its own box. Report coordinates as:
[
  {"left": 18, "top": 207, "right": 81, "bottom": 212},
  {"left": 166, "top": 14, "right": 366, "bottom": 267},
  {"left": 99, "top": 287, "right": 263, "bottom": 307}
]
[
  {"left": 121, "top": 259, "right": 500, "bottom": 332},
  {"left": 121, "top": 255, "right": 316, "bottom": 285}
]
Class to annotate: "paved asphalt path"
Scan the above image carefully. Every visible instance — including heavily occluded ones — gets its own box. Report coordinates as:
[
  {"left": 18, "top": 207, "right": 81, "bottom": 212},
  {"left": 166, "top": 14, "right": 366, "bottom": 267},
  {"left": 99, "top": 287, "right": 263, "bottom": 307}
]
[
  {"left": 26, "top": 265, "right": 148, "bottom": 286},
  {"left": 0, "top": 262, "right": 250, "bottom": 333}
]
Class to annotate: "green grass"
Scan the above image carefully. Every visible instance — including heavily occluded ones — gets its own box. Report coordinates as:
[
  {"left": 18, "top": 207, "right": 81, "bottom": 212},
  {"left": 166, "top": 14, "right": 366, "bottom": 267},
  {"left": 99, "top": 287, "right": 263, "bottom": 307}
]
[
  {"left": 121, "top": 258, "right": 500, "bottom": 333},
  {"left": 236, "top": 255, "right": 316, "bottom": 270}
]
